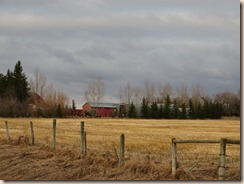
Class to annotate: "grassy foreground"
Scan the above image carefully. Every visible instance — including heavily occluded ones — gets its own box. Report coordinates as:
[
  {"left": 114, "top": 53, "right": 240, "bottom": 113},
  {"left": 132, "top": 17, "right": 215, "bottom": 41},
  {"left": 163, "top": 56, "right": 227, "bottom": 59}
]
[{"left": 0, "top": 118, "right": 240, "bottom": 180}]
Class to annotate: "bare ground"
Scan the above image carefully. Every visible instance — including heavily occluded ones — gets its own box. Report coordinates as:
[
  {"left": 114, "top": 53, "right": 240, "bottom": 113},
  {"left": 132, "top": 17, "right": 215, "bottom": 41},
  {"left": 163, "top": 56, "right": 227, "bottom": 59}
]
[{"left": 0, "top": 136, "right": 239, "bottom": 181}]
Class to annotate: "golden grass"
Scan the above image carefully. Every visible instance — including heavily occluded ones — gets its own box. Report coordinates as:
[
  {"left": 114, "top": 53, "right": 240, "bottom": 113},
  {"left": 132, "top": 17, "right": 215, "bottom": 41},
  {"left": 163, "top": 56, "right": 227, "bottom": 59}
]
[{"left": 0, "top": 118, "right": 240, "bottom": 180}]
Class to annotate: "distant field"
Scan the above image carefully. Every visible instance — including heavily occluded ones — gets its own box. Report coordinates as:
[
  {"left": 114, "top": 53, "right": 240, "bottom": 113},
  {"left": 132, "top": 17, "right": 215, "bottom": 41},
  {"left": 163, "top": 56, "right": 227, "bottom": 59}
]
[
  {"left": 0, "top": 118, "right": 240, "bottom": 152},
  {"left": 0, "top": 118, "right": 240, "bottom": 180}
]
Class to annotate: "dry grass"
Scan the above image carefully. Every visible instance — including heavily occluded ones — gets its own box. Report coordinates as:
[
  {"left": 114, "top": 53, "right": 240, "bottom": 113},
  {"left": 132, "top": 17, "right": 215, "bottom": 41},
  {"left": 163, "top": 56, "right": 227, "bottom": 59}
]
[{"left": 0, "top": 118, "right": 240, "bottom": 180}]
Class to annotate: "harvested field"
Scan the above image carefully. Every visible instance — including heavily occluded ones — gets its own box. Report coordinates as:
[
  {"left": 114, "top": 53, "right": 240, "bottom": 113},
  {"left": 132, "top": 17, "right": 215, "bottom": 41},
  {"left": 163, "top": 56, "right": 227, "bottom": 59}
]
[{"left": 0, "top": 118, "right": 240, "bottom": 180}]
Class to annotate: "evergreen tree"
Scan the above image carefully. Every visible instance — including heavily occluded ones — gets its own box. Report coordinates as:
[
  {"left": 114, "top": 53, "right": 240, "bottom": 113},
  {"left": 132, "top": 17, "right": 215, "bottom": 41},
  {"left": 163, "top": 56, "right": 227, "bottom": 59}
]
[
  {"left": 172, "top": 99, "right": 179, "bottom": 119},
  {"left": 0, "top": 73, "right": 5, "bottom": 96},
  {"left": 128, "top": 102, "right": 137, "bottom": 118},
  {"left": 212, "top": 102, "right": 222, "bottom": 119},
  {"left": 4, "top": 69, "right": 15, "bottom": 97},
  {"left": 203, "top": 99, "right": 210, "bottom": 119},
  {"left": 216, "top": 103, "right": 223, "bottom": 119},
  {"left": 72, "top": 99, "right": 76, "bottom": 110},
  {"left": 140, "top": 97, "right": 149, "bottom": 119},
  {"left": 188, "top": 99, "right": 195, "bottom": 119},
  {"left": 14, "top": 61, "right": 29, "bottom": 102},
  {"left": 164, "top": 95, "right": 171, "bottom": 119},
  {"left": 158, "top": 104, "right": 164, "bottom": 119},
  {"left": 56, "top": 104, "right": 63, "bottom": 118},
  {"left": 150, "top": 102, "right": 158, "bottom": 119},
  {"left": 195, "top": 103, "right": 204, "bottom": 119},
  {"left": 180, "top": 103, "right": 187, "bottom": 119}
]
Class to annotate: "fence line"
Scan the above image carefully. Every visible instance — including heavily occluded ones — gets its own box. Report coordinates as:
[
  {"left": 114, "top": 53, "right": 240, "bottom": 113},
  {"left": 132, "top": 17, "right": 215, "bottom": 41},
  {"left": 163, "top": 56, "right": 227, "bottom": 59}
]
[
  {"left": 1, "top": 120, "right": 240, "bottom": 180},
  {"left": 171, "top": 138, "right": 240, "bottom": 180}
]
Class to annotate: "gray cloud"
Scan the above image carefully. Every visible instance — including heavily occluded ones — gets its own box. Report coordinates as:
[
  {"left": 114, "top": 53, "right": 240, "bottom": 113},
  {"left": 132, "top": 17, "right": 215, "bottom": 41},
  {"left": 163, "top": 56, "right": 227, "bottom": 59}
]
[{"left": 0, "top": 0, "right": 240, "bottom": 106}]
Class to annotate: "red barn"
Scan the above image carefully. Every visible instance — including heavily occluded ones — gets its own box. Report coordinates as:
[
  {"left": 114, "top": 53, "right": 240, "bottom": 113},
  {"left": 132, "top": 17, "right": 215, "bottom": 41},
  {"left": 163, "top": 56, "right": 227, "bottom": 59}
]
[
  {"left": 82, "top": 102, "right": 121, "bottom": 117},
  {"left": 70, "top": 109, "right": 83, "bottom": 116}
]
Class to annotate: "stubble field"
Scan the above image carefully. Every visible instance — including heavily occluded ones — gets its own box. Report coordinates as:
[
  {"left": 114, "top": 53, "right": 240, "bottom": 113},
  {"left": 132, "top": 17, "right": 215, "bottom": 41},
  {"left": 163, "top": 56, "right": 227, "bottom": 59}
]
[{"left": 0, "top": 118, "right": 240, "bottom": 180}]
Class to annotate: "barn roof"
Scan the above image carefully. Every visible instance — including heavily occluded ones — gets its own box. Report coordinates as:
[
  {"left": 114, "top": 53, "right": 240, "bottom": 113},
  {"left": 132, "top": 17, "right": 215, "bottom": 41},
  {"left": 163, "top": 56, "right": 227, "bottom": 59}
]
[
  {"left": 28, "top": 92, "right": 47, "bottom": 108},
  {"left": 85, "top": 102, "right": 120, "bottom": 108}
]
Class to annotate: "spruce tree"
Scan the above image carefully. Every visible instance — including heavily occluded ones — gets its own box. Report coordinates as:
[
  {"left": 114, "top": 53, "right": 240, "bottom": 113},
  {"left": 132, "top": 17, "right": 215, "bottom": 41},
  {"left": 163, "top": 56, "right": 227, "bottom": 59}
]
[
  {"left": 203, "top": 99, "right": 210, "bottom": 119},
  {"left": 72, "top": 99, "right": 76, "bottom": 110},
  {"left": 195, "top": 103, "right": 203, "bottom": 119},
  {"left": 164, "top": 95, "right": 171, "bottom": 119},
  {"left": 56, "top": 104, "right": 63, "bottom": 118},
  {"left": 188, "top": 99, "right": 195, "bottom": 119},
  {"left": 128, "top": 102, "right": 137, "bottom": 118},
  {"left": 212, "top": 102, "right": 222, "bottom": 119},
  {"left": 150, "top": 102, "right": 158, "bottom": 119},
  {"left": 172, "top": 99, "right": 179, "bottom": 119},
  {"left": 180, "top": 103, "right": 187, "bottom": 119},
  {"left": 158, "top": 104, "right": 164, "bottom": 119},
  {"left": 0, "top": 73, "right": 5, "bottom": 96},
  {"left": 140, "top": 97, "right": 149, "bottom": 119},
  {"left": 5, "top": 69, "right": 15, "bottom": 96},
  {"left": 14, "top": 61, "right": 29, "bottom": 102}
]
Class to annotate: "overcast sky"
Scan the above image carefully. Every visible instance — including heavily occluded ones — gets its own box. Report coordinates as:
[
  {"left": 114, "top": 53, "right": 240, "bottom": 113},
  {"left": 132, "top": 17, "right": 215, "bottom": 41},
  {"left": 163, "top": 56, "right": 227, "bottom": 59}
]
[{"left": 0, "top": 0, "right": 240, "bottom": 107}]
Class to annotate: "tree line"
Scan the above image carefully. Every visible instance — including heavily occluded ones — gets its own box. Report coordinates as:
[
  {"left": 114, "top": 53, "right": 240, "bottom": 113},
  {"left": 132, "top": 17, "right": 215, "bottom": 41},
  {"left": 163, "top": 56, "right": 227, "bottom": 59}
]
[
  {"left": 127, "top": 95, "right": 222, "bottom": 119},
  {"left": 84, "top": 78, "right": 240, "bottom": 119},
  {"left": 0, "top": 61, "right": 69, "bottom": 118},
  {"left": 0, "top": 62, "right": 240, "bottom": 119},
  {"left": 0, "top": 61, "right": 29, "bottom": 117}
]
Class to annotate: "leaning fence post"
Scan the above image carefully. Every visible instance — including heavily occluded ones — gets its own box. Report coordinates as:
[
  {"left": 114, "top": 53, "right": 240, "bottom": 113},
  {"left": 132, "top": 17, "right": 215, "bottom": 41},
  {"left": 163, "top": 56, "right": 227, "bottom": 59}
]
[
  {"left": 80, "top": 121, "right": 86, "bottom": 155},
  {"left": 119, "top": 134, "right": 125, "bottom": 167},
  {"left": 52, "top": 119, "right": 56, "bottom": 149},
  {"left": 172, "top": 138, "right": 177, "bottom": 177},
  {"left": 218, "top": 138, "right": 226, "bottom": 180},
  {"left": 5, "top": 121, "right": 10, "bottom": 144},
  {"left": 30, "top": 121, "right": 35, "bottom": 146}
]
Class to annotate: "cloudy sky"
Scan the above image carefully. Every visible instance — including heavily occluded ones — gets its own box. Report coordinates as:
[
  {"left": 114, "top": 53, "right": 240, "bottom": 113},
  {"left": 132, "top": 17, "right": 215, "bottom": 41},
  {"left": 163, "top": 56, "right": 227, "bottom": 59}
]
[{"left": 0, "top": 0, "right": 240, "bottom": 107}]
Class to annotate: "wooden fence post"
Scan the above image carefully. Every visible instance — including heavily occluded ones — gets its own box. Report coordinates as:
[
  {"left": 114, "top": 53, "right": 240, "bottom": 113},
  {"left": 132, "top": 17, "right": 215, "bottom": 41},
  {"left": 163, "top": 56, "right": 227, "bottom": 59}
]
[
  {"left": 172, "top": 138, "right": 177, "bottom": 177},
  {"left": 52, "top": 119, "right": 56, "bottom": 149},
  {"left": 30, "top": 121, "right": 35, "bottom": 146},
  {"left": 119, "top": 134, "right": 125, "bottom": 167},
  {"left": 80, "top": 121, "right": 86, "bottom": 155},
  {"left": 218, "top": 138, "right": 226, "bottom": 180},
  {"left": 84, "top": 131, "right": 87, "bottom": 156},
  {"left": 5, "top": 121, "right": 10, "bottom": 144}
]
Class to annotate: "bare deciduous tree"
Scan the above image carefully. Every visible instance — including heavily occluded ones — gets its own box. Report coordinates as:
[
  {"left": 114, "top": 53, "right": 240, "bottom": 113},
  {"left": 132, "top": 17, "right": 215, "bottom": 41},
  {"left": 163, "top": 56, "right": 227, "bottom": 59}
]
[
  {"left": 133, "top": 87, "right": 143, "bottom": 106},
  {"left": 191, "top": 83, "right": 204, "bottom": 108},
  {"left": 214, "top": 91, "right": 240, "bottom": 116},
  {"left": 44, "top": 84, "right": 57, "bottom": 108},
  {"left": 158, "top": 82, "right": 173, "bottom": 103},
  {"left": 144, "top": 80, "right": 155, "bottom": 103},
  {"left": 119, "top": 81, "right": 133, "bottom": 105},
  {"left": 176, "top": 84, "right": 189, "bottom": 106},
  {"left": 29, "top": 68, "right": 47, "bottom": 98},
  {"left": 44, "top": 84, "right": 69, "bottom": 116},
  {"left": 57, "top": 90, "right": 69, "bottom": 109},
  {"left": 85, "top": 76, "right": 106, "bottom": 106}
]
